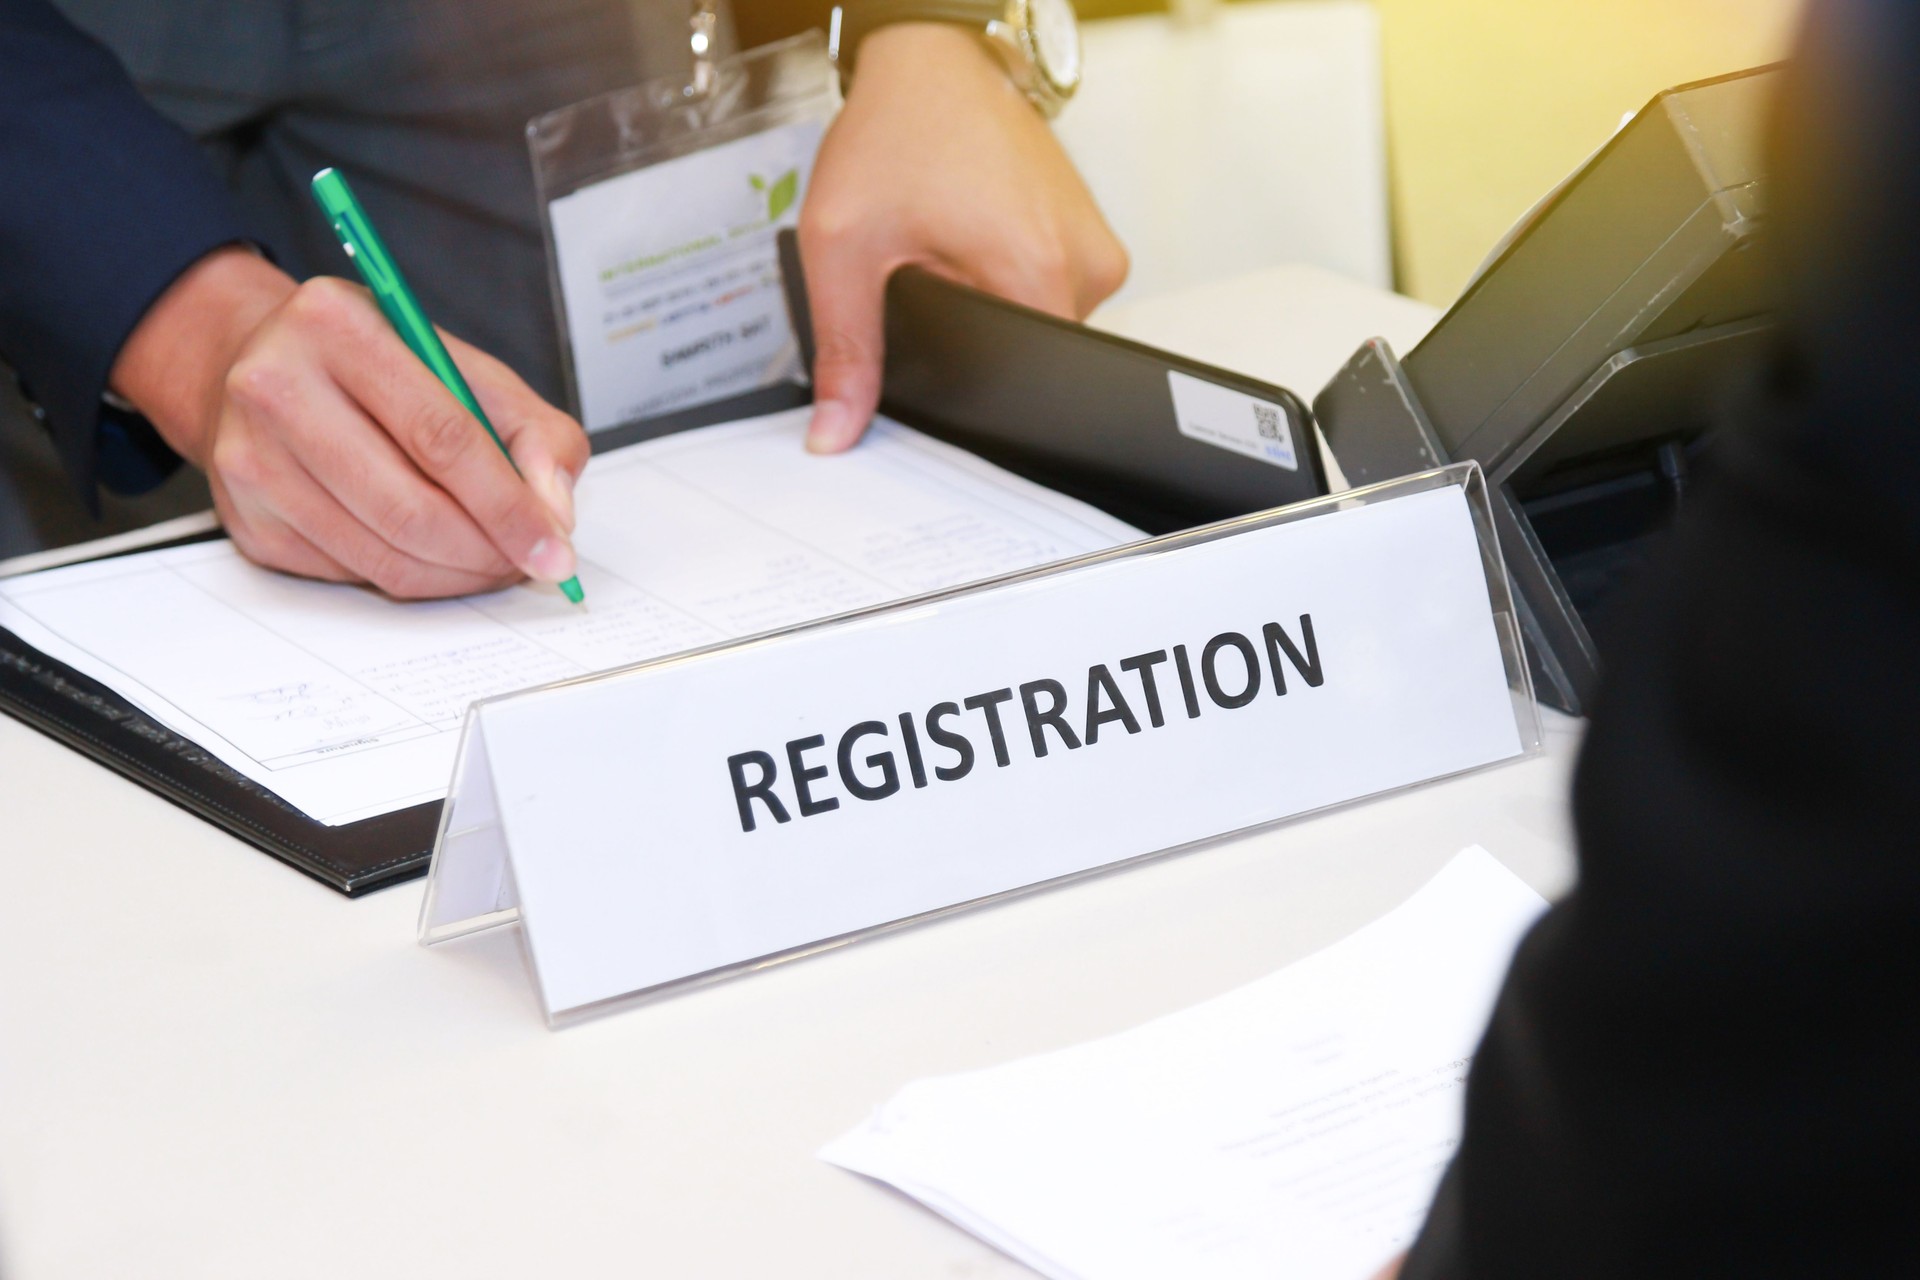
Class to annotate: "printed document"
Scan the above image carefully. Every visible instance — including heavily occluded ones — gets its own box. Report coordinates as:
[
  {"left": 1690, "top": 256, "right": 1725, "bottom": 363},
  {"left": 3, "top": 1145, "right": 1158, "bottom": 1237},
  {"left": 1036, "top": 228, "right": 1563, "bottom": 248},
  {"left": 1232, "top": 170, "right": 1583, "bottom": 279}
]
[
  {"left": 0, "top": 410, "right": 1138, "bottom": 825},
  {"left": 821, "top": 847, "right": 1548, "bottom": 1280}
]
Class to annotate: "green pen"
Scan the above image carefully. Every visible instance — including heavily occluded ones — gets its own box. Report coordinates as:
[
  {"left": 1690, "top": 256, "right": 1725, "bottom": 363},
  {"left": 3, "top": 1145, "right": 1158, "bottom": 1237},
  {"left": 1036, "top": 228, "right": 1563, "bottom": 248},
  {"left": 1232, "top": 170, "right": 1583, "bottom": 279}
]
[{"left": 309, "top": 167, "right": 585, "bottom": 605}]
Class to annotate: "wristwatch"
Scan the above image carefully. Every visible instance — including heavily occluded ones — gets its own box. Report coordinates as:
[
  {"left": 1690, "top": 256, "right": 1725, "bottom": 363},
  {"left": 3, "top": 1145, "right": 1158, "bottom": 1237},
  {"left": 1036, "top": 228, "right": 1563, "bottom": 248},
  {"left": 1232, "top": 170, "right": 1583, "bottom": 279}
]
[{"left": 829, "top": 0, "right": 1083, "bottom": 118}]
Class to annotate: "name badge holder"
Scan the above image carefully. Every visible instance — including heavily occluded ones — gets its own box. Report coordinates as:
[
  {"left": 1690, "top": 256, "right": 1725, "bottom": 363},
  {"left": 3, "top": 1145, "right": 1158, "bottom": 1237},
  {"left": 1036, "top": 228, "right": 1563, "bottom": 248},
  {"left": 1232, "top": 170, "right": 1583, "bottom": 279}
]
[
  {"left": 530, "top": 28, "right": 837, "bottom": 435},
  {"left": 420, "top": 464, "right": 1542, "bottom": 1026}
]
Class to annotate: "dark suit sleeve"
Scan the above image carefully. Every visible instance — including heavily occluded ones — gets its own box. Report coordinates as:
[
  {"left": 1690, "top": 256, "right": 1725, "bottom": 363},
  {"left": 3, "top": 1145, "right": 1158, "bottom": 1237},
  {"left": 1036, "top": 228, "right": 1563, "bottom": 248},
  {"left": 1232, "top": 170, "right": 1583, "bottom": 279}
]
[
  {"left": 0, "top": 0, "right": 246, "bottom": 502},
  {"left": 1401, "top": 1, "right": 1920, "bottom": 1276}
]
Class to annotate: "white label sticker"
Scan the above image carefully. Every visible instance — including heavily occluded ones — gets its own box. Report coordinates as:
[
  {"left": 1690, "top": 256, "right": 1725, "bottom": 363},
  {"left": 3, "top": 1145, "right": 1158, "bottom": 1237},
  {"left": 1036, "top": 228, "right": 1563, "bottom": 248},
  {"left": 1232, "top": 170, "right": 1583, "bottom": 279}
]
[
  {"left": 1167, "top": 370, "right": 1299, "bottom": 471},
  {"left": 548, "top": 119, "right": 826, "bottom": 432}
]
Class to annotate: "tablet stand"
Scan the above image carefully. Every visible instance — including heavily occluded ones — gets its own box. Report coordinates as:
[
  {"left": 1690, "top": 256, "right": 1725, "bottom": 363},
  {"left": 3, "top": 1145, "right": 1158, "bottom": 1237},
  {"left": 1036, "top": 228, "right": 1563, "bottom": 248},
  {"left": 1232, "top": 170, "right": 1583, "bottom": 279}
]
[{"left": 1315, "top": 316, "right": 1774, "bottom": 716}]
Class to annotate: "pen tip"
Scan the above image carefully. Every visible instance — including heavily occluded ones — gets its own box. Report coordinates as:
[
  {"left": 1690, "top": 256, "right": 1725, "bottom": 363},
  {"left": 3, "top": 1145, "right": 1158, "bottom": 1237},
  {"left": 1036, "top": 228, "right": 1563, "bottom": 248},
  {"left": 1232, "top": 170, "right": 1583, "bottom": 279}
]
[{"left": 560, "top": 577, "right": 586, "bottom": 606}]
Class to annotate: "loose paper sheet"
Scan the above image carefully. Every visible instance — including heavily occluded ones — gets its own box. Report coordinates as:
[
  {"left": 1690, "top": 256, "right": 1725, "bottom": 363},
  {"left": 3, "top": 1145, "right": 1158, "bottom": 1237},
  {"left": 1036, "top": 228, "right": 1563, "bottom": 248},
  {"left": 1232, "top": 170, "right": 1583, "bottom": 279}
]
[
  {"left": 0, "top": 411, "right": 1138, "bottom": 825},
  {"left": 821, "top": 847, "right": 1547, "bottom": 1280}
]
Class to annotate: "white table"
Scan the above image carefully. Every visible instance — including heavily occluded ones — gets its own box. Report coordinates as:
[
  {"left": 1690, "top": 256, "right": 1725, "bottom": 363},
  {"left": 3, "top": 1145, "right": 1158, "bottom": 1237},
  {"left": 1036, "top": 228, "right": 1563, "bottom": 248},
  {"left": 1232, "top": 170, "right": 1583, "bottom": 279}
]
[{"left": 0, "top": 268, "right": 1579, "bottom": 1280}]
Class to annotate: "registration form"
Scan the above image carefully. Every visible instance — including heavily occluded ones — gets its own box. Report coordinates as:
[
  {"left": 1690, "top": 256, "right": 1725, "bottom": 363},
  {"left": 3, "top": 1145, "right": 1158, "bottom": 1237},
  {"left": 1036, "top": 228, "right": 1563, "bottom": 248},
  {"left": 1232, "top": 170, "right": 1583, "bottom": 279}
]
[{"left": 0, "top": 411, "right": 1140, "bottom": 825}]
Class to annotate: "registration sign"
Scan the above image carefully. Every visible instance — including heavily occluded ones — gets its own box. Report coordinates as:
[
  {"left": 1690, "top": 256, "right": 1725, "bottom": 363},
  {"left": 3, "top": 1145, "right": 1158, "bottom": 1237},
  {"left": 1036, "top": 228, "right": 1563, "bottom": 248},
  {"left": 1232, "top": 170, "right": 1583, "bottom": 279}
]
[{"left": 420, "top": 465, "right": 1538, "bottom": 1024}]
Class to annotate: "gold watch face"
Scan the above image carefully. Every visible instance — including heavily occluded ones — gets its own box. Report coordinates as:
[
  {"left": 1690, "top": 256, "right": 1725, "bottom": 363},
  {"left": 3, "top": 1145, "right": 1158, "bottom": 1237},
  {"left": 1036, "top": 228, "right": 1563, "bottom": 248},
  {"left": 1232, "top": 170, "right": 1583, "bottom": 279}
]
[{"left": 1026, "top": 0, "right": 1082, "bottom": 97}]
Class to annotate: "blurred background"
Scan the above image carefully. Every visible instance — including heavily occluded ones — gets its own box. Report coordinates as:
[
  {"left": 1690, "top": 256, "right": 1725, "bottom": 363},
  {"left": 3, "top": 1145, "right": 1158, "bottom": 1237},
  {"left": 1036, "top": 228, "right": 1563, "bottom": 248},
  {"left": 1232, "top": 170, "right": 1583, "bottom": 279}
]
[{"left": 1058, "top": 0, "right": 1804, "bottom": 305}]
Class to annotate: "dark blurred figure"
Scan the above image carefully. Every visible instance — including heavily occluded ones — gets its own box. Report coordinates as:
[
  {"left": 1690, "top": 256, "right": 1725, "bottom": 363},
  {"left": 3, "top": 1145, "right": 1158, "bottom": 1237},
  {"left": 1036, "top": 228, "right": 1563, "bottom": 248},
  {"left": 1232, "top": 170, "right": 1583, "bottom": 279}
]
[{"left": 1399, "top": 0, "right": 1920, "bottom": 1275}]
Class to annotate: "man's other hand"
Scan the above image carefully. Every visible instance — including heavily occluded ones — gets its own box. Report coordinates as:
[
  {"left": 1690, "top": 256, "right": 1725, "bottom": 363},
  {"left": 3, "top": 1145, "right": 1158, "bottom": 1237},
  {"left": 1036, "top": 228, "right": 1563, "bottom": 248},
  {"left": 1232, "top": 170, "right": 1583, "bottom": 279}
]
[
  {"left": 797, "top": 22, "right": 1127, "bottom": 453},
  {"left": 109, "top": 247, "right": 588, "bottom": 599}
]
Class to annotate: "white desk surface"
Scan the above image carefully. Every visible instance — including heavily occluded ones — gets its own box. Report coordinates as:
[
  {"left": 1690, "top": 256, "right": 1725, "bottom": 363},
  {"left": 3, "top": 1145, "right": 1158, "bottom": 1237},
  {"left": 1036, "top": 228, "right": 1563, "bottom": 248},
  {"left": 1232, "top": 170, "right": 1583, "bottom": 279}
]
[{"left": 0, "top": 268, "right": 1575, "bottom": 1280}]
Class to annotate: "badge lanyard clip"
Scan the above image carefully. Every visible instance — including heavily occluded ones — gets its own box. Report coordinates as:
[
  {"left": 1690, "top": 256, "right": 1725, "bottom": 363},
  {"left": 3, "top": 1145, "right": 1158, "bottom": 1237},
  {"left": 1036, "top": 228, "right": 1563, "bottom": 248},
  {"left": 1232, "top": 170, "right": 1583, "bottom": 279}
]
[{"left": 688, "top": 0, "right": 720, "bottom": 99}]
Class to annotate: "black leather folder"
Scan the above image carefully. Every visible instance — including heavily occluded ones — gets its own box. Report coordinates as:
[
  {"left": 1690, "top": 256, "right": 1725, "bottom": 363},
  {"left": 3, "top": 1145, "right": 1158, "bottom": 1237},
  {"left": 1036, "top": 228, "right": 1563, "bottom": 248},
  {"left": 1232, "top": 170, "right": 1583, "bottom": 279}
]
[{"left": 0, "top": 242, "right": 1321, "bottom": 896}]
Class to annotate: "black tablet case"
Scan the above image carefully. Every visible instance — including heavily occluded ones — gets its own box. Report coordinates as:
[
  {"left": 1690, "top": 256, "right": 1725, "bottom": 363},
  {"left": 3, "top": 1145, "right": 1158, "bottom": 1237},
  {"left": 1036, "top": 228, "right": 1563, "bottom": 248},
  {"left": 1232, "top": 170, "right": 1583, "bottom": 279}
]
[{"left": 0, "top": 253, "right": 1321, "bottom": 896}]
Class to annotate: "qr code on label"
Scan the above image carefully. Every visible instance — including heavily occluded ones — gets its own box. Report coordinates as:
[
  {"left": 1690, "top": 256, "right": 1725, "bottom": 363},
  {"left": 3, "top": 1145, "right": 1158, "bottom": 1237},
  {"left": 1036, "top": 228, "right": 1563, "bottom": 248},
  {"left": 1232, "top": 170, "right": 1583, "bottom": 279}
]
[{"left": 1252, "top": 402, "right": 1283, "bottom": 441}]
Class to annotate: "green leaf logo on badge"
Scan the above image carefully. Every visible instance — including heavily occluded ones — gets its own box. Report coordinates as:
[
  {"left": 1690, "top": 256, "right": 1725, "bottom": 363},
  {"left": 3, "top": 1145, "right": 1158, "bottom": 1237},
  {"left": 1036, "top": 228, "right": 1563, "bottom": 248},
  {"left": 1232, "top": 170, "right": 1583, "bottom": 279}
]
[{"left": 766, "top": 169, "right": 799, "bottom": 222}]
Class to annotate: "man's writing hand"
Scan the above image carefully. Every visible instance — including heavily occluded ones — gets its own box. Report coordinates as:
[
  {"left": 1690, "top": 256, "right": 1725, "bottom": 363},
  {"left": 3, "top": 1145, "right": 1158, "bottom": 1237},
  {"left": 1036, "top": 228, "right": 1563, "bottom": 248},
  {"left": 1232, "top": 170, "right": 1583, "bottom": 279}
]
[{"left": 111, "top": 247, "right": 588, "bottom": 599}]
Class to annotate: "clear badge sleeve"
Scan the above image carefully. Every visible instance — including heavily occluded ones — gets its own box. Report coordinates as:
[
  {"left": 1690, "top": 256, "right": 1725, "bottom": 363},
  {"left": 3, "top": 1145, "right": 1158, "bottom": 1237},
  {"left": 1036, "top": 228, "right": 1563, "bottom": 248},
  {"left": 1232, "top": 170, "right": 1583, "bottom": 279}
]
[{"left": 530, "top": 32, "right": 838, "bottom": 432}]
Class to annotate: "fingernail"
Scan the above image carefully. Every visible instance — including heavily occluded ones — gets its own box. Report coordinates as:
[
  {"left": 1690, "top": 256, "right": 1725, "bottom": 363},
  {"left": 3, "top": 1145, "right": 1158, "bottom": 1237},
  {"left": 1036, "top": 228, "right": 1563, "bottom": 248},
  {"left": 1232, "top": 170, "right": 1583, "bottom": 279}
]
[
  {"left": 525, "top": 536, "right": 577, "bottom": 584},
  {"left": 806, "top": 401, "right": 862, "bottom": 454},
  {"left": 537, "top": 468, "right": 577, "bottom": 532}
]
